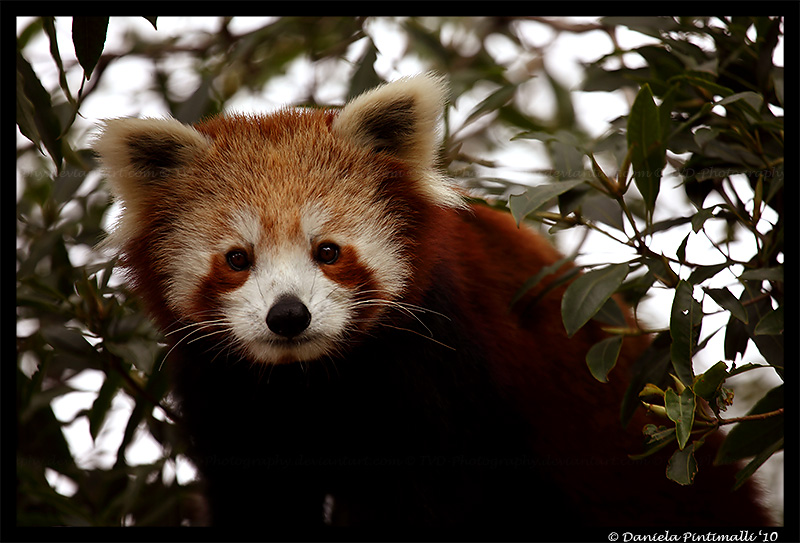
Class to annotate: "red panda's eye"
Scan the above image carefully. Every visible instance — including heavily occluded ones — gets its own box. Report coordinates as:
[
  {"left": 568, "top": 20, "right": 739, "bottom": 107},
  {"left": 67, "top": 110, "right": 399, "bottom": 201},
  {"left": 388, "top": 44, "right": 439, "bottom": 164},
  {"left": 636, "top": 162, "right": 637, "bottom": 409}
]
[
  {"left": 316, "top": 243, "right": 340, "bottom": 265},
  {"left": 226, "top": 250, "right": 250, "bottom": 271}
]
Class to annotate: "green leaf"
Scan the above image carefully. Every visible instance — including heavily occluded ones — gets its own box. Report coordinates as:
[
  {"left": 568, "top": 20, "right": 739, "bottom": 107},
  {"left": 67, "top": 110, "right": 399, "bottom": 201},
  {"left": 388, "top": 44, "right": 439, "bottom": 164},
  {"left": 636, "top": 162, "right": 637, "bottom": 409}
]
[
  {"left": 463, "top": 83, "right": 518, "bottom": 126},
  {"left": 676, "top": 71, "right": 734, "bottom": 98},
  {"left": 687, "top": 263, "right": 728, "bottom": 285},
  {"left": 591, "top": 297, "right": 627, "bottom": 327},
  {"left": 724, "top": 308, "right": 749, "bottom": 363},
  {"left": 718, "top": 92, "right": 764, "bottom": 124},
  {"left": 703, "top": 287, "right": 748, "bottom": 324},
  {"left": 507, "top": 179, "right": 586, "bottom": 225},
  {"left": 733, "top": 438, "right": 783, "bottom": 490},
  {"left": 561, "top": 263, "right": 629, "bottom": 337},
  {"left": 733, "top": 285, "right": 784, "bottom": 369},
  {"left": 692, "top": 361, "right": 729, "bottom": 402},
  {"left": 773, "top": 67, "right": 784, "bottom": 107},
  {"left": 16, "top": 68, "right": 40, "bottom": 150},
  {"left": 627, "top": 84, "right": 665, "bottom": 220},
  {"left": 639, "top": 216, "right": 691, "bottom": 237},
  {"left": 716, "top": 385, "right": 784, "bottom": 465},
  {"left": 667, "top": 442, "right": 699, "bottom": 485},
  {"left": 629, "top": 424, "right": 677, "bottom": 460},
  {"left": 665, "top": 387, "right": 696, "bottom": 449},
  {"left": 586, "top": 336, "right": 623, "bottom": 383},
  {"left": 42, "top": 17, "right": 77, "bottom": 112},
  {"left": 717, "top": 91, "right": 763, "bottom": 110},
  {"left": 690, "top": 207, "right": 716, "bottom": 233},
  {"left": 106, "top": 339, "right": 159, "bottom": 374},
  {"left": 16, "top": 50, "right": 63, "bottom": 168},
  {"left": 754, "top": 306, "right": 783, "bottom": 336},
  {"left": 637, "top": 45, "right": 685, "bottom": 83},
  {"left": 347, "top": 39, "right": 381, "bottom": 101},
  {"left": 116, "top": 360, "right": 170, "bottom": 467},
  {"left": 693, "top": 127, "right": 720, "bottom": 149},
  {"left": 740, "top": 267, "right": 784, "bottom": 283},
  {"left": 545, "top": 69, "right": 575, "bottom": 128},
  {"left": 89, "top": 371, "right": 121, "bottom": 441},
  {"left": 621, "top": 331, "right": 672, "bottom": 427},
  {"left": 669, "top": 280, "right": 701, "bottom": 386},
  {"left": 511, "top": 129, "right": 583, "bottom": 148},
  {"left": 510, "top": 255, "right": 575, "bottom": 306},
  {"left": 41, "top": 325, "right": 97, "bottom": 360},
  {"left": 675, "top": 232, "right": 689, "bottom": 262},
  {"left": 72, "top": 17, "right": 109, "bottom": 79}
]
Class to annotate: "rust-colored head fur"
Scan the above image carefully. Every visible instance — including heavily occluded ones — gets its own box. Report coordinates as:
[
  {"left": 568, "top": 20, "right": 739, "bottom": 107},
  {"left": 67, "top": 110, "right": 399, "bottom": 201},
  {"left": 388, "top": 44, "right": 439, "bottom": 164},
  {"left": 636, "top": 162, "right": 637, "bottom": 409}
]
[{"left": 95, "top": 74, "right": 463, "bottom": 364}]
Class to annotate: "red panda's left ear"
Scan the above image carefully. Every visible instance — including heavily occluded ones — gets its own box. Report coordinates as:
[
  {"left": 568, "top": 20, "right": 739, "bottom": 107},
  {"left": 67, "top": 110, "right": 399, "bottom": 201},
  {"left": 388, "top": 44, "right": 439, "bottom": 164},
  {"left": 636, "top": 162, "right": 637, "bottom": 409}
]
[{"left": 332, "top": 73, "right": 448, "bottom": 170}]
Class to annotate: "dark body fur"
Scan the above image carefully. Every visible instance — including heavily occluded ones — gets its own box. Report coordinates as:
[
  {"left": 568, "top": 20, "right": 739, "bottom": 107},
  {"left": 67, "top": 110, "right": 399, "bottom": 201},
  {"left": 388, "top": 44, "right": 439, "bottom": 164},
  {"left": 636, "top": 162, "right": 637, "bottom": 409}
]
[
  {"left": 173, "top": 248, "right": 563, "bottom": 528},
  {"left": 170, "top": 205, "right": 769, "bottom": 530}
]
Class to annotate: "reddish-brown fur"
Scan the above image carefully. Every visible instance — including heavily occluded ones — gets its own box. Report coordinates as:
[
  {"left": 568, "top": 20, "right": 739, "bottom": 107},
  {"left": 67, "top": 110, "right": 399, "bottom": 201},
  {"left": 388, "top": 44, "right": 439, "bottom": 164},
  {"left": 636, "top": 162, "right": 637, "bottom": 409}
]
[
  {"left": 424, "top": 204, "right": 770, "bottom": 525},
  {"left": 96, "top": 75, "right": 771, "bottom": 529}
]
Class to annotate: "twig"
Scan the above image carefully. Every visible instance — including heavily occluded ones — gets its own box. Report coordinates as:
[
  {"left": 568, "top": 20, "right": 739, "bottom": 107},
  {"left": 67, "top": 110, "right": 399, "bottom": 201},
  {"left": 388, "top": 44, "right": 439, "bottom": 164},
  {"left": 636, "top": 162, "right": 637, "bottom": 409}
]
[{"left": 717, "top": 408, "right": 784, "bottom": 426}]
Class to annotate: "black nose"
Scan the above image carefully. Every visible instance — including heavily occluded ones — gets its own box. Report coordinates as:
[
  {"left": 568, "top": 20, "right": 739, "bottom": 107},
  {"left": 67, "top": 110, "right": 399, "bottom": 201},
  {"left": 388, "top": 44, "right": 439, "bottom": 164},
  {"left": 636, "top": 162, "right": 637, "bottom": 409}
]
[{"left": 266, "top": 295, "right": 311, "bottom": 338}]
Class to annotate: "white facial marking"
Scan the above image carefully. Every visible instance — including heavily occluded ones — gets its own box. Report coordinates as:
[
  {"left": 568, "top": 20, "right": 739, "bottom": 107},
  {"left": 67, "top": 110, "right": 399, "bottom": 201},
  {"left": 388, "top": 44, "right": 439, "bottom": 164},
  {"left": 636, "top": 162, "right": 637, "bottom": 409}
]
[
  {"left": 174, "top": 200, "right": 414, "bottom": 365},
  {"left": 222, "top": 244, "right": 351, "bottom": 364}
]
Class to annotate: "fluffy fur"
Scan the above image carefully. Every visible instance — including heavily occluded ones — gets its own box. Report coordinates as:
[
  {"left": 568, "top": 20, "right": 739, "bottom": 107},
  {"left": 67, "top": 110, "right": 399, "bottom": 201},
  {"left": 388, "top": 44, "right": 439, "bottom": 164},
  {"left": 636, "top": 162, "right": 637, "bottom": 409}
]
[{"left": 95, "top": 74, "right": 769, "bottom": 530}]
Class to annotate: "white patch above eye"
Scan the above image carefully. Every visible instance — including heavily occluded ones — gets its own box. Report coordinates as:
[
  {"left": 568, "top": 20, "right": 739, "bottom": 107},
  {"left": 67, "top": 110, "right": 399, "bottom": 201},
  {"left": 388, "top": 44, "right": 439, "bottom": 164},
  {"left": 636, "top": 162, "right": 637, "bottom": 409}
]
[
  {"left": 228, "top": 208, "right": 265, "bottom": 250},
  {"left": 300, "top": 203, "right": 331, "bottom": 241}
]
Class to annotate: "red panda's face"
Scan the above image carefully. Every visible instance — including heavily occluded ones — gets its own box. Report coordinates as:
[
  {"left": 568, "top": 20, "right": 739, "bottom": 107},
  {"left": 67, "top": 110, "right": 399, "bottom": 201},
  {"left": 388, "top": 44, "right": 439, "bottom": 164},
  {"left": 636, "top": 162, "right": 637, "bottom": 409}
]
[{"left": 95, "top": 75, "right": 463, "bottom": 364}]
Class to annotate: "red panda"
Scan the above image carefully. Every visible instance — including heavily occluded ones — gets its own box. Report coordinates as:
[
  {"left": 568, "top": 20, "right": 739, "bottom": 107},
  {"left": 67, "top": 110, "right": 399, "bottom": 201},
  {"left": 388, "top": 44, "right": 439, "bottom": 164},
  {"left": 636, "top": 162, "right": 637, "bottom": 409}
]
[{"left": 95, "top": 74, "right": 769, "bottom": 529}]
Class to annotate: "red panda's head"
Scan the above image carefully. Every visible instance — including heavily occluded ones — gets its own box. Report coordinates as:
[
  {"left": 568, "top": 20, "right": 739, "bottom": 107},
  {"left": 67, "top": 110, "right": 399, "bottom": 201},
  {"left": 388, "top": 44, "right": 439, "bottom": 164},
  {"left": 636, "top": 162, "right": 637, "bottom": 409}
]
[{"left": 95, "top": 74, "right": 463, "bottom": 364}]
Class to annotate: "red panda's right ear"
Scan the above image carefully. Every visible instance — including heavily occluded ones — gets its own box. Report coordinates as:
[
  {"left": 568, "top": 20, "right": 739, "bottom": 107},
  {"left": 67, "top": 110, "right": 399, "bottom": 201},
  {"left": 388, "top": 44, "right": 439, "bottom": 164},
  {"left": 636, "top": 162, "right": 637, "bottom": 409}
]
[{"left": 94, "top": 118, "right": 210, "bottom": 187}]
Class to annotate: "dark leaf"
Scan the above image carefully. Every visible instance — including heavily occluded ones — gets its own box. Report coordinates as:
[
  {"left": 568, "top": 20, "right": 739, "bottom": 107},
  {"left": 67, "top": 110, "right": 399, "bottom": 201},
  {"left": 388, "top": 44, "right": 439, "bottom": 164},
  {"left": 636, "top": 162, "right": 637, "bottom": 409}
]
[
  {"left": 703, "top": 287, "right": 748, "bottom": 324},
  {"left": 692, "top": 361, "right": 729, "bottom": 402},
  {"left": 667, "top": 441, "right": 699, "bottom": 485},
  {"left": 640, "top": 216, "right": 692, "bottom": 236},
  {"left": 546, "top": 70, "right": 575, "bottom": 128},
  {"left": 627, "top": 84, "right": 665, "bottom": 219},
  {"left": 665, "top": 387, "right": 695, "bottom": 449},
  {"left": 586, "top": 336, "right": 623, "bottom": 383},
  {"left": 41, "top": 325, "right": 97, "bottom": 360},
  {"left": 16, "top": 68, "right": 40, "bottom": 150},
  {"left": 89, "top": 371, "right": 121, "bottom": 442},
  {"left": 507, "top": 179, "right": 586, "bottom": 225},
  {"left": 347, "top": 39, "right": 381, "bottom": 101},
  {"left": 591, "top": 297, "right": 627, "bottom": 328},
  {"left": 510, "top": 255, "right": 575, "bottom": 306},
  {"left": 16, "top": 50, "right": 63, "bottom": 168},
  {"left": 687, "top": 263, "right": 728, "bottom": 285},
  {"left": 754, "top": 306, "right": 783, "bottom": 336},
  {"left": 733, "top": 438, "right": 783, "bottom": 490},
  {"left": 676, "top": 233, "right": 689, "bottom": 263},
  {"left": 690, "top": 207, "right": 717, "bottom": 233},
  {"left": 669, "top": 281, "right": 701, "bottom": 386},
  {"left": 715, "top": 385, "right": 784, "bottom": 464},
  {"left": 463, "top": 83, "right": 519, "bottom": 126},
  {"left": 628, "top": 424, "right": 676, "bottom": 460},
  {"left": 740, "top": 267, "right": 783, "bottom": 283},
  {"left": 72, "top": 17, "right": 109, "bottom": 79},
  {"left": 561, "top": 263, "right": 629, "bottom": 337}
]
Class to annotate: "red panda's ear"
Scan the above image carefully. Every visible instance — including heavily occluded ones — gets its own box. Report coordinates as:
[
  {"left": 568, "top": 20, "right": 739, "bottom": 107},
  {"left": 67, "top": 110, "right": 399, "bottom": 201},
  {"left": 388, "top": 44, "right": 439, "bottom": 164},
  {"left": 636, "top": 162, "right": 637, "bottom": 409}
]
[
  {"left": 94, "top": 118, "right": 210, "bottom": 187},
  {"left": 332, "top": 73, "right": 448, "bottom": 170}
]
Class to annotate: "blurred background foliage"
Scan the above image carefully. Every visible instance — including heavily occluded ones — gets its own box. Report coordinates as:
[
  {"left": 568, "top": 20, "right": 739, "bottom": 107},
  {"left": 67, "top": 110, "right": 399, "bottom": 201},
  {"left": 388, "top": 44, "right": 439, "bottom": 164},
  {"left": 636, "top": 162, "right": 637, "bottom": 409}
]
[{"left": 16, "top": 16, "right": 785, "bottom": 527}]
